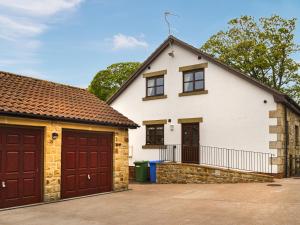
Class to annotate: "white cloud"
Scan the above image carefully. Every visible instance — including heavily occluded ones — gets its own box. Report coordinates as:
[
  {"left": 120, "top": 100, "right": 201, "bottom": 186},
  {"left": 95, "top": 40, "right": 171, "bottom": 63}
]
[
  {"left": 0, "top": 0, "right": 84, "bottom": 74},
  {"left": 0, "top": 0, "right": 83, "bottom": 17},
  {"left": 0, "top": 0, "right": 83, "bottom": 41},
  {"left": 112, "top": 34, "right": 148, "bottom": 50},
  {"left": 0, "top": 15, "right": 46, "bottom": 41}
]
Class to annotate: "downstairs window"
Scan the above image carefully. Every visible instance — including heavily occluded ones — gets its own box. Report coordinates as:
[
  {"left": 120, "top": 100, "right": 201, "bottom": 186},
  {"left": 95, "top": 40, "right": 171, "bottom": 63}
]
[{"left": 146, "top": 124, "right": 164, "bottom": 145}]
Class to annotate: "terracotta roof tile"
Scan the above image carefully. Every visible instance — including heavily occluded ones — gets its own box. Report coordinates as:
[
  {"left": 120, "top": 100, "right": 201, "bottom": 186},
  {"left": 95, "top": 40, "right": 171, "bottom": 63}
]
[{"left": 0, "top": 71, "right": 138, "bottom": 128}]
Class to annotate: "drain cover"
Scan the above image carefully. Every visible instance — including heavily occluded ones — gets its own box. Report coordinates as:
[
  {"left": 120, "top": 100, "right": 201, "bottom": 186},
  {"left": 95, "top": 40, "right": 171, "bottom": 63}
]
[{"left": 267, "top": 183, "right": 282, "bottom": 187}]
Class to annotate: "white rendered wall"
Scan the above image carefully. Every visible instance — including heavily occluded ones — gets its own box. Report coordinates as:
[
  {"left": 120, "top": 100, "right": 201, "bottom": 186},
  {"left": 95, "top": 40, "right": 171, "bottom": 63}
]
[{"left": 111, "top": 43, "right": 278, "bottom": 172}]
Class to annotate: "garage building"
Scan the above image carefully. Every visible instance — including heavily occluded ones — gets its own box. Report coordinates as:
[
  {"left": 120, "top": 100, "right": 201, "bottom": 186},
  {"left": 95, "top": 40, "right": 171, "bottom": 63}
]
[{"left": 0, "top": 71, "right": 137, "bottom": 208}]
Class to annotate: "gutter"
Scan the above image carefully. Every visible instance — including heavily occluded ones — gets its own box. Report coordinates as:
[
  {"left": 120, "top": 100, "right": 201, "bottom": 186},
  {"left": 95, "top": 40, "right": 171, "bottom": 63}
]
[
  {"left": 0, "top": 111, "right": 139, "bottom": 129},
  {"left": 284, "top": 105, "right": 289, "bottom": 178}
]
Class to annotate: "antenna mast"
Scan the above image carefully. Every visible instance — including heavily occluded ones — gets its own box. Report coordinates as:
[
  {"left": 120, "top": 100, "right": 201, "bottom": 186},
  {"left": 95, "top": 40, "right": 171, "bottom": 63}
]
[
  {"left": 164, "top": 11, "right": 179, "bottom": 57},
  {"left": 164, "top": 11, "right": 179, "bottom": 36}
]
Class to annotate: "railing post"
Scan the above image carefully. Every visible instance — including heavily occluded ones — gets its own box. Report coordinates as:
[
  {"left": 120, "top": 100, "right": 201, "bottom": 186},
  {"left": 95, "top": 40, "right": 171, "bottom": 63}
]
[
  {"left": 199, "top": 145, "right": 201, "bottom": 165},
  {"left": 227, "top": 148, "right": 229, "bottom": 169},
  {"left": 159, "top": 148, "right": 160, "bottom": 161},
  {"left": 173, "top": 145, "right": 176, "bottom": 162},
  {"left": 270, "top": 154, "right": 273, "bottom": 174}
]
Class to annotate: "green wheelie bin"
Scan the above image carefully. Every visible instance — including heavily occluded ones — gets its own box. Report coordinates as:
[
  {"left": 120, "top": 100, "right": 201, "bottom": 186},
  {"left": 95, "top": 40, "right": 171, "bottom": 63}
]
[{"left": 134, "top": 161, "right": 149, "bottom": 182}]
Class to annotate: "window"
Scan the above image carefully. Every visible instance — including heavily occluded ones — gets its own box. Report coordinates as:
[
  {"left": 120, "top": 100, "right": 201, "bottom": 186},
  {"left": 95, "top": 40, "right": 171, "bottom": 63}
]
[
  {"left": 146, "top": 76, "right": 164, "bottom": 97},
  {"left": 183, "top": 69, "right": 204, "bottom": 93},
  {"left": 146, "top": 125, "right": 164, "bottom": 145},
  {"left": 296, "top": 125, "right": 299, "bottom": 146}
]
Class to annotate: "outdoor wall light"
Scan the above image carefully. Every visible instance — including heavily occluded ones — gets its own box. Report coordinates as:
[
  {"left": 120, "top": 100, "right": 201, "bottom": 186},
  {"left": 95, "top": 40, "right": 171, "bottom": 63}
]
[
  {"left": 52, "top": 132, "right": 59, "bottom": 140},
  {"left": 168, "top": 51, "right": 174, "bottom": 57}
]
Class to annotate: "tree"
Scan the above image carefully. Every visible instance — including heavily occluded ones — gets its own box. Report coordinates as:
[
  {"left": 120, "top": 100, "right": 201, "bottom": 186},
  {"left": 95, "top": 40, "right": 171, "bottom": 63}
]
[
  {"left": 89, "top": 62, "right": 141, "bottom": 101},
  {"left": 201, "top": 15, "right": 300, "bottom": 103}
]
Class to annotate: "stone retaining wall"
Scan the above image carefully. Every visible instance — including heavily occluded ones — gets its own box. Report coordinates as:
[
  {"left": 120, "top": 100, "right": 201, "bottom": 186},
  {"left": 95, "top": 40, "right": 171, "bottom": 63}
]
[{"left": 156, "top": 163, "right": 273, "bottom": 184}]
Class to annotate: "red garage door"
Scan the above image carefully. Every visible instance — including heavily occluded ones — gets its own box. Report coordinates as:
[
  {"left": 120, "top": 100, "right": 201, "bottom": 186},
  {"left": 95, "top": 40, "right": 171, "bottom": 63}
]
[
  {"left": 61, "top": 130, "right": 113, "bottom": 199},
  {"left": 0, "top": 126, "right": 42, "bottom": 209}
]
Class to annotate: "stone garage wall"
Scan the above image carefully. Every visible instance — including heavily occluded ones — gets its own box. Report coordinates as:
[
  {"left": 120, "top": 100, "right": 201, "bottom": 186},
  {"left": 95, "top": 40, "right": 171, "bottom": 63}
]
[
  {"left": 0, "top": 115, "right": 129, "bottom": 201},
  {"left": 156, "top": 163, "right": 273, "bottom": 184},
  {"left": 113, "top": 128, "right": 129, "bottom": 190}
]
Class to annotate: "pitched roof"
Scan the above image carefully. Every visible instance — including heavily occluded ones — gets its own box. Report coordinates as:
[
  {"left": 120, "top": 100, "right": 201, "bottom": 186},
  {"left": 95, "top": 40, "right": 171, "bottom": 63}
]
[
  {"left": 107, "top": 35, "right": 300, "bottom": 116},
  {"left": 0, "top": 71, "right": 138, "bottom": 128}
]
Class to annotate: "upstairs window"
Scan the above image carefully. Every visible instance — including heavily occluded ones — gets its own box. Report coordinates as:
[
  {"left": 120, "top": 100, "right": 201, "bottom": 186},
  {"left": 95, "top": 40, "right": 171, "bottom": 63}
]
[
  {"left": 146, "top": 76, "right": 164, "bottom": 97},
  {"left": 296, "top": 125, "right": 299, "bottom": 146},
  {"left": 146, "top": 125, "right": 164, "bottom": 145},
  {"left": 183, "top": 69, "right": 205, "bottom": 93}
]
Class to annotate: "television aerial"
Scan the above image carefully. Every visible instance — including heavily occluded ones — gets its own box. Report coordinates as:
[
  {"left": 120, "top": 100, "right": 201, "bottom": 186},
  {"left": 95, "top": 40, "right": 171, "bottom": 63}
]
[{"left": 164, "top": 11, "right": 179, "bottom": 57}]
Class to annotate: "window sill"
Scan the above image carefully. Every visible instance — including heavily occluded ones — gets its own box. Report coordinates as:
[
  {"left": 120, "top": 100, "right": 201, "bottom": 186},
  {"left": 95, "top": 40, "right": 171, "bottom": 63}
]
[
  {"left": 142, "top": 95, "right": 167, "bottom": 101},
  {"left": 142, "top": 145, "right": 166, "bottom": 149},
  {"left": 178, "top": 90, "right": 208, "bottom": 97}
]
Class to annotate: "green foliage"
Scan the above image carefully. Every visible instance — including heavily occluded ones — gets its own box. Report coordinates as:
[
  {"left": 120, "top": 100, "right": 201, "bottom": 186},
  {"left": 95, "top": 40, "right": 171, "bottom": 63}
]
[
  {"left": 88, "top": 62, "right": 141, "bottom": 101},
  {"left": 201, "top": 15, "right": 300, "bottom": 103}
]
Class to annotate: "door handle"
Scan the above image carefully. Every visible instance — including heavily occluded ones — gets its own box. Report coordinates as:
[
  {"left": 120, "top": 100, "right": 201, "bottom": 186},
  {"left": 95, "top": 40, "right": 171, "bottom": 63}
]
[
  {"left": 87, "top": 174, "right": 91, "bottom": 180},
  {"left": 2, "top": 181, "right": 6, "bottom": 188}
]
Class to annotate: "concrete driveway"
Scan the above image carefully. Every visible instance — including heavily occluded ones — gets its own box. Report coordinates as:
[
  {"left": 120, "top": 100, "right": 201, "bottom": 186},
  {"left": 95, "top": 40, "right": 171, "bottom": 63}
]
[{"left": 0, "top": 179, "right": 300, "bottom": 225}]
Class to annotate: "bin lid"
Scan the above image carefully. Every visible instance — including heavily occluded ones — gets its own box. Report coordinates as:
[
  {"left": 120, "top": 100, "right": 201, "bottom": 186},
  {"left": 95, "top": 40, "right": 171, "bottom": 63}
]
[
  {"left": 134, "top": 161, "right": 149, "bottom": 165},
  {"left": 149, "top": 160, "right": 163, "bottom": 164}
]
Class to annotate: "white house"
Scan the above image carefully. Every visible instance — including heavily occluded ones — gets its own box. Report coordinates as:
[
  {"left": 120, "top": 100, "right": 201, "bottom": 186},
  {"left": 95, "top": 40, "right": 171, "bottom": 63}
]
[{"left": 108, "top": 36, "right": 300, "bottom": 177}]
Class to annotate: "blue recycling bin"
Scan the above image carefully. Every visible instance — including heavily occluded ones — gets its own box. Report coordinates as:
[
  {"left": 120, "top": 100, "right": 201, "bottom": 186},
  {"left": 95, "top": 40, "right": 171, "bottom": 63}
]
[{"left": 149, "top": 160, "right": 163, "bottom": 183}]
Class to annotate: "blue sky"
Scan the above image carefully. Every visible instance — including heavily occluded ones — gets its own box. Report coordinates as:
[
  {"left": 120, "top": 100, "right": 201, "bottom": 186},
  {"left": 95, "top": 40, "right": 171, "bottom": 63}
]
[{"left": 0, "top": 0, "right": 299, "bottom": 88}]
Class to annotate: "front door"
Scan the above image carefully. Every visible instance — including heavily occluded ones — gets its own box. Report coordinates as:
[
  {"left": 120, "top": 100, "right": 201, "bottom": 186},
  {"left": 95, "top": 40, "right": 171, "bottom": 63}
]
[
  {"left": 0, "top": 126, "right": 42, "bottom": 208},
  {"left": 182, "top": 123, "right": 199, "bottom": 164}
]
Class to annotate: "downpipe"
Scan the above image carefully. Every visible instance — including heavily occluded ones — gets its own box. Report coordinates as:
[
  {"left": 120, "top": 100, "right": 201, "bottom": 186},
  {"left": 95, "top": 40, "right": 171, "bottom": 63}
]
[{"left": 284, "top": 105, "right": 289, "bottom": 178}]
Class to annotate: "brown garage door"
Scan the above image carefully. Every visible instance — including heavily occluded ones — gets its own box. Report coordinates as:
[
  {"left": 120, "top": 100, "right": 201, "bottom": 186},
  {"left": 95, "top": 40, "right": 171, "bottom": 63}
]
[
  {"left": 0, "top": 126, "right": 42, "bottom": 209},
  {"left": 61, "top": 130, "right": 113, "bottom": 199}
]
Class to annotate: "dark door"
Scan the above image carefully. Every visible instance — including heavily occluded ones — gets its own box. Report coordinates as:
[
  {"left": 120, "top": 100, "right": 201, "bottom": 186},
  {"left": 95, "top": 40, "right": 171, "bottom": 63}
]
[
  {"left": 182, "top": 123, "right": 199, "bottom": 164},
  {"left": 0, "top": 126, "right": 42, "bottom": 208},
  {"left": 61, "top": 130, "right": 113, "bottom": 199}
]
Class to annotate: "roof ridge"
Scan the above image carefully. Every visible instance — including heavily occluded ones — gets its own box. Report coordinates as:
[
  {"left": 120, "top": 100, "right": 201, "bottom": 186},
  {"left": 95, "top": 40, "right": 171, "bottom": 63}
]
[{"left": 0, "top": 70, "right": 87, "bottom": 92}]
